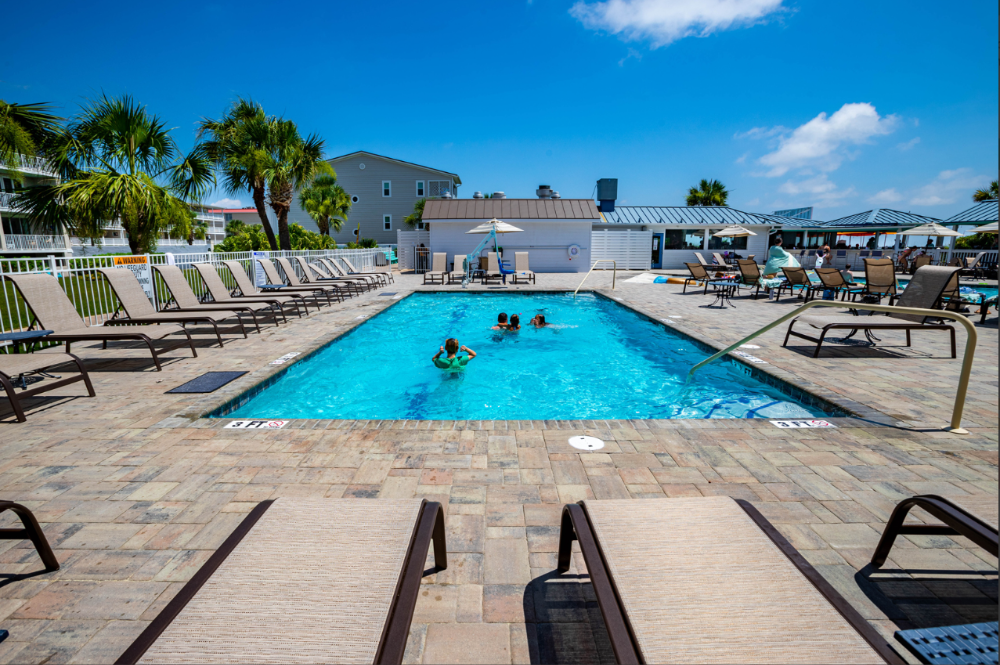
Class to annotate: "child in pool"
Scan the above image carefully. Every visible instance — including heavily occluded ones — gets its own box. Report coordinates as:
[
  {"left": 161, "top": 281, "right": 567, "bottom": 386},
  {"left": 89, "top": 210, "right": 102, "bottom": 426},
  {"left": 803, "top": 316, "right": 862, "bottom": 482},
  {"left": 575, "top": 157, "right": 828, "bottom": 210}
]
[
  {"left": 432, "top": 338, "right": 476, "bottom": 370},
  {"left": 491, "top": 313, "right": 509, "bottom": 330},
  {"left": 530, "top": 314, "right": 549, "bottom": 328},
  {"left": 508, "top": 314, "right": 521, "bottom": 331}
]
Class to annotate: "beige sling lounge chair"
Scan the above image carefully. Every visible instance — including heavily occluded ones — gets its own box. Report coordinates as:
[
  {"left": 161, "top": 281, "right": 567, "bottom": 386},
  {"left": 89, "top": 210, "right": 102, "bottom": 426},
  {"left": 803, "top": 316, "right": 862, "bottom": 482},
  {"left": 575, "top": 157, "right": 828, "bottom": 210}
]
[
  {"left": 2, "top": 273, "right": 196, "bottom": 371},
  {"left": 859, "top": 258, "right": 898, "bottom": 302},
  {"left": 512, "top": 252, "right": 535, "bottom": 284},
  {"left": 191, "top": 262, "right": 296, "bottom": 322},
  {"left": 341, "top": 257, "right": 391, "bottom": 285},
  {"left": 447, "top": 255, "right": 467, "bottom": 284},
  {"left": 154, "top": 265, "right": 282, "bottom": 330},
  {"left": 321, "top": 258, "right": 377, "bottom": 290},
  {"left": 815, "top": 268, "right": 865, "bottom": 302},
  {"left": 116, "top": 498, "right": 447, "bottom": 665},
  {"left": 1, "top": 352, "right": 95, "bottom": 422},
  {"left": 558, "top": 497, "right": 902, "bottom": 664},
  {"left": 254, "top": 258, "right": 335, "bottom": 306},
  {"left": 97, "top": 268, "right": 244, "bottom": 347},
  {"left": 294, "top": 257, "right": 363, "bottom": 296},
  {"left": 775, "top": 267, "right": 820, "bottom": 302},
  {"left": 682, "top": 263, "right": 711, "bottom": 294},
  {"left": 216, "top": 261, "right": 310, "bottom": 316},
  {"left": 275, "top": 258, "right": 349, "bottom": 303},
  {"left": 696, "top": 252, "right": 734, "bottom": 274},
  {"left": 423, "top": 253, "right": 447, "bottom": 284}
]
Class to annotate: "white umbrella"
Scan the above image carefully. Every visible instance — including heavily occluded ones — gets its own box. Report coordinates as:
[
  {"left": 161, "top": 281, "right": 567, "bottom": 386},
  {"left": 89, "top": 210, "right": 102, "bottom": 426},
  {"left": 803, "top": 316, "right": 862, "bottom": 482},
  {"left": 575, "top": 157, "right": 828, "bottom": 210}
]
[
  {"left": 965, "top": 221, "right": 998, "bottom": 234},
  {"left": 903, "top": 222, "right": 963, "bottom": 237},
  {"left": 466, "top": 218, "right": 524, "bottom": 234},
  {"left": 712, "top": 225, "right": 757, "bottom": 237}
]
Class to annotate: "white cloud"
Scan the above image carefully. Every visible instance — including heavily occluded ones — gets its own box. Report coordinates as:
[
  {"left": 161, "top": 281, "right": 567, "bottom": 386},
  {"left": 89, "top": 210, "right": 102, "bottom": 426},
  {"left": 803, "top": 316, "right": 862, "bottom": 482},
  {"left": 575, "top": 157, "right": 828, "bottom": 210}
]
[
  {"left": 211, "top": 198, "right": 243, "bottom": 208},
  {"left": 911, "top": 168, "right": 987, "bottom": 206},
  {"left": 734, "top": 126, "right": 786, "bottom": 140},
  {"left": 618, "top": 47, "right": 642, "bottom": 66},
  {"left": 897, "top": 137, "right": 920, "bottom": 151},
  {"left": 868, "top": 188, "right": 903, "bottom": 204},
  {"left": 570, "top": 0, "right": 784, "bottom": 48},
  {"left": 754, "top": 103, "right": 898, "bottom": 177},
  {"left": 776, "top": 174, "right": 854, "bottom": 207}
]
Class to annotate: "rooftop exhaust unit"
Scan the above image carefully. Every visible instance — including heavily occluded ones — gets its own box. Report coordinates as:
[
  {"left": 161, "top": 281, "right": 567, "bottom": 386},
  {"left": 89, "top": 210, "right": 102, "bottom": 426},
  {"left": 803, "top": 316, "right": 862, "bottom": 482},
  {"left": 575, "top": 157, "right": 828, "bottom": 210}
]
[
  {"left": 597, "top": 178, "right": 617, "bottom": 213},
  {"left": 493, "top": 191, "right": 506, "bottom": 199},
  {"left": 536, "top": 185, "right": 553, "bottom": 199},
  {"left": 473, "top": 191, "right": 484, "bottom": 199}
]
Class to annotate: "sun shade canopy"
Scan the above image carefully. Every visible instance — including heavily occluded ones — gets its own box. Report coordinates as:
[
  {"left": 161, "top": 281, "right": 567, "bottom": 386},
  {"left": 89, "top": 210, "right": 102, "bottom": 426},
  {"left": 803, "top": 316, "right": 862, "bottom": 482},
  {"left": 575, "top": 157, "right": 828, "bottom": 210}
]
[
  {"left": 466, "top": 218, "right": 524, "bottom": 234},
  {"left": 712, "top": 225, "right": 757, "bottom": 237}
]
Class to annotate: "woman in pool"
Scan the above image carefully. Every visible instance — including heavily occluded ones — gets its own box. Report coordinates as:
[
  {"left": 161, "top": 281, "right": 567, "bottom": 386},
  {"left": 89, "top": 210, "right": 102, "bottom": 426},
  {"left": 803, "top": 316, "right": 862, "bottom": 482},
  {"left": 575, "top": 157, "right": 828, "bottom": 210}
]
[
  {"left": 432, "top": 338, "right": 476, "bottom": 370},
  {"left": 763, "top": 236, "right": 800, "bottom": 278},
  {"left": 507, "top": 314, "right": 521, "bottom": 331},
  {"left": 530, "top": 314, "right": 549, "bottom": 328}
]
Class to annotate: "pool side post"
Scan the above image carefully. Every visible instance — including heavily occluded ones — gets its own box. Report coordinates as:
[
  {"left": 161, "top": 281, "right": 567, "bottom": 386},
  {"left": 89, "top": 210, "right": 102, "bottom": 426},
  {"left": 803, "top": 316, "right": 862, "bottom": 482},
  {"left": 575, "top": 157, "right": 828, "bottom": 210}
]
[{"left": 686, "top": 300, "right": 978, "bottom": 435}]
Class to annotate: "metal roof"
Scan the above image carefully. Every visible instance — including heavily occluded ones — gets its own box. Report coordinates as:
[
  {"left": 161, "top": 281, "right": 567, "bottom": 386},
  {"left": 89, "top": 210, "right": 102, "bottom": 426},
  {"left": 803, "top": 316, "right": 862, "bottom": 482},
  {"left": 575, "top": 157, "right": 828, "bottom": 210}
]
[
  {"left": 939, "top": 199, "right": 998, "bottom": 225},
  {"left": 327, "top": 151, "right": 461, "bottom": 184},
  {"left": 423, "top": 198, "right": 600, "bottom": 220},
  {"left": 598, "top": 206, "right": 772, "bottom": 226},
  {"left": 820, "top": 208, "right": 941, "bottom": 230}
]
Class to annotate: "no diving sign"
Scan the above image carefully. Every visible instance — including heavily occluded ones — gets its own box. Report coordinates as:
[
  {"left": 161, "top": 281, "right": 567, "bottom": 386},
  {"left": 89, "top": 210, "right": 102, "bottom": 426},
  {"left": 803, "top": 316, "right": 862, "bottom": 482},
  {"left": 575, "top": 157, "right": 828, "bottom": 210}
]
[
  {"left": 225, "top": 420, "right": 289, "bottom": 429},
  {"left": 771, "top": 420, "right": 836, "bottom": 429},
  {"left": 113, "top": 256, "right": 153, "bottom": 299}
]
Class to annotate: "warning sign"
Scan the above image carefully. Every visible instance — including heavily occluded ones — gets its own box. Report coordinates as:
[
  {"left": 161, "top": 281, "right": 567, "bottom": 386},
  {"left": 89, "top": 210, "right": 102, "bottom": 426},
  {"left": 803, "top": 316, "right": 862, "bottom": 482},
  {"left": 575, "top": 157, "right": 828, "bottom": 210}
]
[
  {"left": 113, "top": 255, "right": 153, "bottom": 299},
  {"left": 225, "top": 420, "right": 289, "bottom": 429},
  {"left": 770, "top": 420, "right": 836, "bottom": 429},
  {"left": 252, "top": 251, "right": 268, "bottom": 288}
]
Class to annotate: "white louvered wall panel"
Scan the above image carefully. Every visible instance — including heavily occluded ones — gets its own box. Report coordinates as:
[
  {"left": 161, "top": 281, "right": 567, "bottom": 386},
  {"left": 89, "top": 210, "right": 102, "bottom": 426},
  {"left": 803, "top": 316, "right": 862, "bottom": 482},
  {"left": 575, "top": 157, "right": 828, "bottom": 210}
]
[
  {"left": 591, "top": 230, "right": 652, "bottom": 270},
  {"left": 396, "top": 230, "right": 430, "bottom": 270}
]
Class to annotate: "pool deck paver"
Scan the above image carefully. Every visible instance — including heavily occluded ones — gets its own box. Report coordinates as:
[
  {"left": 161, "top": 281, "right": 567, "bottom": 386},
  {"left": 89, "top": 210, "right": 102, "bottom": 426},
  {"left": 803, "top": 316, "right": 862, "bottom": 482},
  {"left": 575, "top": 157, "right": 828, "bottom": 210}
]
[{"left": 0, "top": 270, "right": 996, "bottom": 664}]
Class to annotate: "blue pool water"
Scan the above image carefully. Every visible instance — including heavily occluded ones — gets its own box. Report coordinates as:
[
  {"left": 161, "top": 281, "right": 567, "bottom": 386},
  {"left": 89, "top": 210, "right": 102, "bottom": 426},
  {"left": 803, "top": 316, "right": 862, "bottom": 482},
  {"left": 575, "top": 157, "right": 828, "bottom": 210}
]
[{"left": 220, "top": 293, "right": 832, "bottom": 421}]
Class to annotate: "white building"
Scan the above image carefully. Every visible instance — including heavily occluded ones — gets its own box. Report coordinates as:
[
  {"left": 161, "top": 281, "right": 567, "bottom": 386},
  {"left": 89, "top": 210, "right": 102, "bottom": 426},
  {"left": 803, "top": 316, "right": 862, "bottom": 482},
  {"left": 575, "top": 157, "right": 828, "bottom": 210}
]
[{"left": 0, "top": 154, "right": 71, "bottom": 256}]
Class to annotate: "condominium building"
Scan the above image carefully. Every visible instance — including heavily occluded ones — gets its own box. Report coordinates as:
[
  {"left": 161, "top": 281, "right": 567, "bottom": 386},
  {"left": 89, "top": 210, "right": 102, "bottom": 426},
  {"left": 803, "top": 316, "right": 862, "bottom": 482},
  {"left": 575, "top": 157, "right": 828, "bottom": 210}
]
[{"left": 0, "top": 154, "right": 71, "bottom": 255}]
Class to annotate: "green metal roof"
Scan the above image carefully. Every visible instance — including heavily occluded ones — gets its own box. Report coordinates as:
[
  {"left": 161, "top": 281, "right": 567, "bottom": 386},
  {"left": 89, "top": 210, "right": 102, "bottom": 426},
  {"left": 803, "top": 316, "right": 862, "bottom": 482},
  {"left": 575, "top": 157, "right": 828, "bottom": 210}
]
[{"left": 939, "top": 199, "right": 998, "bottom": 226}]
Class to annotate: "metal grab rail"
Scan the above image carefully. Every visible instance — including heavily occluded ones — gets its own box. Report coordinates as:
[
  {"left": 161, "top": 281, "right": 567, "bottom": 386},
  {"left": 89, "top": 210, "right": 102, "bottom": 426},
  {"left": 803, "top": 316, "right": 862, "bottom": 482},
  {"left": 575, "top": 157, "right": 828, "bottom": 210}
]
[
  {"left": 686, "top": 300, "right": 979, "bottom": 434},
  {"left": 573, "top": 260, "right": 616, "bottom": 298}
]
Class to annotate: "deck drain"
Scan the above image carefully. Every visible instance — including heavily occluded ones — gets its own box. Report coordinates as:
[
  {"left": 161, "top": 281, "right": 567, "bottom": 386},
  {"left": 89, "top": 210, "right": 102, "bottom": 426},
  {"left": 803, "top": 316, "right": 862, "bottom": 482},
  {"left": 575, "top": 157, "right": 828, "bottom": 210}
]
[
  {"left": 569, "top": 436, "right": 605, "bottom": 451},
  {"left": 379, "top": 292, "right": 398, "bottom": 297}
]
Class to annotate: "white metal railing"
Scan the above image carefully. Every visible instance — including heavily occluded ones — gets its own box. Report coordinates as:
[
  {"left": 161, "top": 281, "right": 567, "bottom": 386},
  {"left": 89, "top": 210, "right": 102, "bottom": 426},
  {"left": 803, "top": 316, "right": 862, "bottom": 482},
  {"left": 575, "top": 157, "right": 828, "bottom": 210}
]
[
  {"left": 2, "top": 234, "right": 69, "bottom": 251},
  {"left": 797, "top": 247, "right": 998, "bottom": 271},
  {"left": 0, "top": 191, "right": 15, "bottom": 212},
  {"left": 0, "top": 247, "right": 391, "bottom": 338},
  {"left": 0, "top": 153, "right": 58, "bottom": 177}
]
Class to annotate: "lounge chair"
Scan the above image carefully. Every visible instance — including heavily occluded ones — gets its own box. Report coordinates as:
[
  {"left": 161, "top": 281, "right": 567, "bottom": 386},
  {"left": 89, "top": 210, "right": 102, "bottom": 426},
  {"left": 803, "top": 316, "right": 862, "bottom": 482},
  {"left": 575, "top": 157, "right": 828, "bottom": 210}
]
[
  {"left": 857, "top": 258, "right": 898, "bottom": 303},
  {"left": 735, "top": 259, "right": 763, "bottom": 299},
  {"left": 871, "top": 494, "right": 997, "bottom": 569},
  {"left": 277, "top": 258, "right": 351, "bottom": 304},
  {"left": 372, "top": 251, "right": 395, "bottom": 282},
  {"left": 210, "top": 261, "right": 308, "bottom": 317},
  {"left": 320, "top": 258, "right": 377, "bottom": 291},
  {"left": 2, "top": 273, "right": 196, "bottom": 371},
  {"left": 483, "top": 252, "right": 514, "bottom": 285},
  {"left": 254, "top": 258, "right": 335, "bottom": 306},
  {"left": 682, "top": 262, "right": 711, "bottom": 294},
  {"left": 512, "top": 252, "right": 535, "bottom": 284},
  {"left": 0, "top": 501, "right": 59, "bottom": 571},
  {"left": 423, "top": 253, "right": 448, "bottom": 285},
  {"left": 97, "top": 268, "right": 244, "bottom": 347},
  {"left": 293, "top": 257, "right": 363, "bottom": 296},
  {"left": 557, "top": 497, "right": 902, "bottom": 664},
  {"left": 193, "top": 261, "right": 302, "bottom": 324},
  {"left": 696, "top": 251, "right": 733, "bottom": 274},
  {"left": 911, "top": 255, "right": 932, "bottom": 273},
  {"left": 815, "top": 268, "right": 864, "bottom": 302},
  {"left": 116, "top": 498, "right": 447, "bottom": 665},
  {"left": 775, "top": 267, "right": 820, "bottom": 302},
  {"left": 1, "top": 352, "right": 95, "bottom": 422},
  {"left": 712, "top": 252, "right": 735, "bottom": 270},
  {"left": 153, "top": 265, "right": 279, "bottom": 332},
  {"left": 340, "top": 257, "right": 390, "bottom": 286},
  {"left": 447, "top": 255, "right": 467, "bottom": 284},
  {"left": 783, "top": 265, "right": 961, "bottom": 358},
  {"left": 960, "top": 252, "right": 986, "bottom": 279}
]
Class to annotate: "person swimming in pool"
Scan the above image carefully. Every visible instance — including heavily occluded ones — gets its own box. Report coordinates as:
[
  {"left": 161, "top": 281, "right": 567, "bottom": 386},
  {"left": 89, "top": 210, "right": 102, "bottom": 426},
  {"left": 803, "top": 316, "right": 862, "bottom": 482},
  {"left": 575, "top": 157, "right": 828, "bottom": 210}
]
[
  {"left": 491, "top": 313, "right": 509, "bottom": 330},
  {"left": 508, "top": 314, "right": 521, "bottom": 331},
  {"left": 530, "top": 314, "right": 549, "bottom": 328},
  {"left": 432, "top": 338, "right": 476, "bottom": 370}
]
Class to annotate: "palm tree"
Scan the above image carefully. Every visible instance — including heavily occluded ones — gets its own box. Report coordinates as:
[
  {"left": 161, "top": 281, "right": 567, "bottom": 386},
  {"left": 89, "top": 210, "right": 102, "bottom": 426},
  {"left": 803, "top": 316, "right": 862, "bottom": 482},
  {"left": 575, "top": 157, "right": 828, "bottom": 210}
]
[
  {"left": 199, "top": 98, "right": 280, "bottom": 250},
  {"left": 0, "top": 100, "right": 62, "bottom": 173},
  {"left": 973, "top": 180, "right": 998, "bottom": 202},
  {"left": 298, "top": 174, "right": 351, "bottom": 236},
  {"left": 404, "top": 198, "right": 426, "bottom": 228},
  {"left": 262, "top": 119, "right": 333, "bottom": 250},
  {"left": 15, "top": 95, "right": 213, "bottom": 254},
  {"left": 686, "top": 179, "right": 729, "bottom": 207}
]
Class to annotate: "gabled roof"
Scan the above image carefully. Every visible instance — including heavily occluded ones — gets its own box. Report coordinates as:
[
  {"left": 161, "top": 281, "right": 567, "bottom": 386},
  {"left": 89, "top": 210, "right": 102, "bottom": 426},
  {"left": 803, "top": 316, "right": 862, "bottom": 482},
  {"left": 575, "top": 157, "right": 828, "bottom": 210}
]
[
  {"left": 328, "top": 151, "right": 461, "bottom": 184},
  {"left": 939, "top": 199, "right": 998, "bottom": 226},
  {"left": 599, "top": 206, "right": 773, "bottom": 226},
  {"left": 821, "top": 208, "right": 940, "bottom": 230},
  {"left": 423, "top": 199, "right": 600, "bottom": 220}
]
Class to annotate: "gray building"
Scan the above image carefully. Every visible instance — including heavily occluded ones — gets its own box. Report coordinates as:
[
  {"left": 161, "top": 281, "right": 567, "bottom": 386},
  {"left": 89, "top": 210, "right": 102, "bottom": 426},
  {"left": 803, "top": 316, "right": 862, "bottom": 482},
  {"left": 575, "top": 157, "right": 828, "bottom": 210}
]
[{"left": 284, "top": 151, "right": 461, "bottom": 245}]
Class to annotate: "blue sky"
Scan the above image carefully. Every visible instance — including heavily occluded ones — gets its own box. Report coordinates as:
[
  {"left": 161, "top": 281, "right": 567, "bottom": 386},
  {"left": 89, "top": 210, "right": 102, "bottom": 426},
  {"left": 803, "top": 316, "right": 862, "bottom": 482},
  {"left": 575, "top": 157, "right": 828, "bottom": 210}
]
[{"left": 4, "top": 0, "right": 997, "bottom": 220}]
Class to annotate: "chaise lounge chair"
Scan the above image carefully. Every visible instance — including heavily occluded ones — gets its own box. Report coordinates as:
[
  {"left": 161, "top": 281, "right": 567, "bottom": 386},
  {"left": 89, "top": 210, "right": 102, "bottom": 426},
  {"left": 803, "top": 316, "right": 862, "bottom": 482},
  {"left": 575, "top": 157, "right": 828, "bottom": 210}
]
[
  {"left": 253, "top": 258, "right": 334, "bottom": 306},
  {"left": 694, "top": 252, "right": 732, "bottom": 274},
  {"left": 274, "top": 258, "right": 350, "bottom": 304},
  {"left": 713, "top": 252, "right": 737, "bottom": 271},
  {"left": 513, "top": 252, "right": 535, "bottom": 284},
  {"left": 682, "top": 263, "right": 712, "bottom": 294},
  {"left": 341, "top": 257, "right": 391, "bottom": 285},
  {"left": 483, "top": 252, "right": 514, "bottom": 285},
  {"left": 960, "top": 252, "right": 987, "bottom": 280},
  {"left": 447, "top": 255, "right": 467, "bottom": 284},
  {"left": 423, "top": 253, "right": 448, "bottom": 285},
  {"left": 116, "top": 498, "right": 447, "bottom": 665},
  {"left": 735, "top": 259, "right": 763, "bottom": 299},
  {"left": 154, "top": 265, "right": 282, "bottom": 330},
  {"left": 206, "top": 261, "right": 307, "bottom": 318},
  {"left": 2, "top": 273, "right": 196, "bottom": 371},
  {"left": 783, "top": 265, "right": 961, "bottom": 358},
  {"left": 97, "top": 268, "right": 244, "bottom": 347},
  {"left": 0, "top": 501, "right": 59, "bottom": 571},
  {"left": 815, "top": 268, "right": 865, "bottom": 302},
  {"left": 557, "top": 497, "right": 902, "bottom": 664},
  {"left": 871, "top": 494, "right": 997, "bottom": 568},
  {"left": 775, "top": 266, "right": 820, "bottom": 302},
  {"left": 293, "top": 258, "right": 362, "bottom": 297},
  {"left": 321, "top": 258, "right": 378, "bottom": 291},
  {"left": 857, "top": 258, "right": 898, "bottom": 303},
  {"left": 1, "top": 352, "right": 95, "bottom": 422}
]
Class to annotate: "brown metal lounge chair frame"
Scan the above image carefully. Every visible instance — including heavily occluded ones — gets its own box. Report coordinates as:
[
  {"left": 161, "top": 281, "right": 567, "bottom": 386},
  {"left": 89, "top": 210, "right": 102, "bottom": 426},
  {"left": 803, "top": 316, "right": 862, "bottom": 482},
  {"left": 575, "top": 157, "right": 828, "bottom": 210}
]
[
  {"left": 682, "top": 263, "right": 711, "bottom": 294},
  {"left": 557, "top": 500, "right": 903, "bottom": 665},
  {"left": 274, "top": 258, "right": 347, "bottom": 304},
  {"left": 321, "top": 258, "right": 377, "bottom": 291},
  {"left": 2, "top": 273, "right": 197, "bottom": 372},
  {"left": 294, "top": 258, "right": 363, "bottom": 296},
  {"left": 255, "top": 258, "right": 334, "bottom": 306},
  {"left": 815, "top": 268, "right": 865, "bottom": 302},
  {"left": 735, "top": 259, "right": 763, "bottom": 299},
  {"left": 341, "top": 256, "right": 391, "bottom": 285},
  {"left": 153, "top": 264, "right": 282, "bottom": 331},
  {"left": 116, "top": 498, "right": 447, "bottom": 665},
  {"left": 775, "top": 267, "right": 820, "bottom": 302},
  {"left": 0, "top": 501, "right": 59, "bottom": 571},
  {"left": 217, "top": 260, "right": 309, "bottom": 317},
  {"left": 871, "top": 494, "right": 998, "bottom": 568},
  {"left": 1, "top": 353, "right": 95, "bottom": 422}
]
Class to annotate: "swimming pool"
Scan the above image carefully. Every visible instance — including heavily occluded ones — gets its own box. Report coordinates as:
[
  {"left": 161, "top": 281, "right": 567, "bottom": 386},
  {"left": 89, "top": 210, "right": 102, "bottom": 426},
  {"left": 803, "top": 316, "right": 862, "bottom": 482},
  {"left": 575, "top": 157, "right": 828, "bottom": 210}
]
[{"left": 216, "top": 293, "right": 837, "bottom": 421}]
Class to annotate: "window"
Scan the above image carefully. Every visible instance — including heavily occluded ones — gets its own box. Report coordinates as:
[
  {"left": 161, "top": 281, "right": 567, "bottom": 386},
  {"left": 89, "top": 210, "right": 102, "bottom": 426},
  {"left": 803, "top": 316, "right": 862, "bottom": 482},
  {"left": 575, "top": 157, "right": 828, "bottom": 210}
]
[
  {"left": 416, "top": 181, "right": 425, "bottom": 197},
  {"left": 382, "top": 181, "right": 391, "bottom": 197},
  {"left": 707, "top": 234, "right": 748, "bottom": 251},
  {"left": 383, "top": 215, "right": 392, "bottom": 231},
  {"left": 663, "top": 230, "right": 705, "bottom": 250},
  {"left": 428, "top": 180, "right": 451, "bottom": 197}
]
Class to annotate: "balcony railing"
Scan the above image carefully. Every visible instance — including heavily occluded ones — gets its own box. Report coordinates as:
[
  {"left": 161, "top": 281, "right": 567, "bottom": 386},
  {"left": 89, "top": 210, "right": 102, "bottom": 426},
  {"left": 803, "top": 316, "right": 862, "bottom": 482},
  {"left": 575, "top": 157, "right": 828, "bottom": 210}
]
[
  {"left": 0, "top": 192, "right": 15, "bottom": 212},
  {"left": 0, "top": 153, "right": 58, "bottom": 177},
  {"left": 2, "top": 234, "right": 69, "bottom": 251}
]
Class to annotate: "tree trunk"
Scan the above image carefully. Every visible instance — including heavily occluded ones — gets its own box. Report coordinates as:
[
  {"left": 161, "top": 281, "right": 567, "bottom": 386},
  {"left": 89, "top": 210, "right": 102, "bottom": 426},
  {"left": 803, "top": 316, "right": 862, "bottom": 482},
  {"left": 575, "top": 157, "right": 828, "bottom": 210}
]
[
  {"left": 271, "top": 182, "right": 294, "bottom": 251},
  {"left": 252, "top": 186, "right": 279, "bottom": 250}
]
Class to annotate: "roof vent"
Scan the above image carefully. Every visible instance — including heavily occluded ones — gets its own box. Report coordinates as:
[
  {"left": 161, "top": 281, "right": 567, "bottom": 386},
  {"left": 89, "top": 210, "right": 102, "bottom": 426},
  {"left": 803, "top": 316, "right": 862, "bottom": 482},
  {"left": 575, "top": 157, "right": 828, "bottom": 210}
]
[
  {"left": 493, "top": 191, "right": 506, "bottom": 199},
  {"left": 536, "top": 185, "right": 552, "bottom": 199},
  {"left": 550, "top": 191, "right": 561, "bottom": 199},
  {"left": 442, "top": 191, "right": 453, "bottom": 199},
  {"left": 473, "top": 191, "right": 484, "bottom": 199}
]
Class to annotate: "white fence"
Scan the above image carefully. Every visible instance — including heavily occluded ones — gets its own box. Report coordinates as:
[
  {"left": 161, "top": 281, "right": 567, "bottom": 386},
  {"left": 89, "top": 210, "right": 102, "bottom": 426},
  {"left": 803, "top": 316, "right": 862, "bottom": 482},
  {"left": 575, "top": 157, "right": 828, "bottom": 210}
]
[
  {"left": 591, "top": 230, "right": 652, "bottom": 271},
  {"left": 0, "top": 247, "right": 390, "bottom": 338},
  {"left": 396, "top": 230, "right": 430, "bottom": 271}
]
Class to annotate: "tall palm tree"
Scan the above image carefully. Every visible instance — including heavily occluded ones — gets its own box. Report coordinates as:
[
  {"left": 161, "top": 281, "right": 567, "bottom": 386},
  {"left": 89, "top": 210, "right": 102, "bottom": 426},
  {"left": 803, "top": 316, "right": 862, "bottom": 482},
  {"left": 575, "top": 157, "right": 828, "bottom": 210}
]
[
  {"left": 261, "top": 119, "right": 333, "bottom": 250},
  {"left": 199, "top": 98, "right": 280, "bottom": 250},
  {"left": 15, "top": 95, "right": 213, "bottom": 254},
  {"left": 0, "top": 100, "right": 62, "bottom": 171},
  {"left": 404, "top": 198, "right": 426, "bottom": 228},
  {"left": 686, "top": 179, "right": 729, "bottom": 207},
  {"left": 298, "top": 174, "right": 350, "bottom": 236},
  {"left": 973, "top": 180, "right": 998, "bottom": 202}
]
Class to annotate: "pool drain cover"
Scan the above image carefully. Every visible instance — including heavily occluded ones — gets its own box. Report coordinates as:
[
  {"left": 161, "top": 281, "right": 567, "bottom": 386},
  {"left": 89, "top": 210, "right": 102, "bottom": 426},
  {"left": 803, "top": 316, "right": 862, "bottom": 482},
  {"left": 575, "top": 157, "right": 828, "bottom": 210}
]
[{"left": 569, "top": 436, "right": 605, "bottom": 451}]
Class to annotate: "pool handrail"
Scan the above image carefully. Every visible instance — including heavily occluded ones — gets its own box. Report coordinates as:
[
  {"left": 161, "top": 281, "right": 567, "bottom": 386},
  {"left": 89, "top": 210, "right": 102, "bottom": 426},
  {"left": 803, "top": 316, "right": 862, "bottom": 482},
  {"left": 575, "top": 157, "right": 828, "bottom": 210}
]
[
  {"left": 686, "top": 300, "right": 978, "bottom": 434},
  {"left": 574, "top": 260, "right": 616, "bottom": 298}
]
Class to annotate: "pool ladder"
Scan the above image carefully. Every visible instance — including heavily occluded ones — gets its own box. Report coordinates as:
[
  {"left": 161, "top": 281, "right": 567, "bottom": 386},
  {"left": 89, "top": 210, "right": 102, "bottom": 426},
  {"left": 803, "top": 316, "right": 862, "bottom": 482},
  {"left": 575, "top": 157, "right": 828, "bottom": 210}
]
[{"left": 573, "top": 260, "right": 616, "bottom": 298}]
